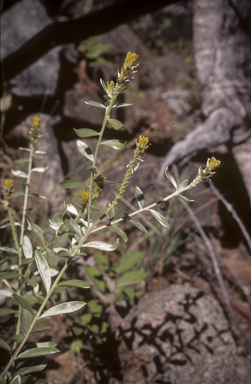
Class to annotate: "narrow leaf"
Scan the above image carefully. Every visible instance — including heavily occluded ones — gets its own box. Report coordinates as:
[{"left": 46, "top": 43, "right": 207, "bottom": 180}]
[
  {"left": 106, "top": 203, "right": 115, "bottom": 221},
  {"left": 60, "top": 180, "right": 89, "bottom": 189},
  {"left": 35, "top": 251, "right": 51, "bottom": 294},
  {"left": 148, "top": 209, "right": 169, "bottom": 228},
  {"left": 83, "top": 238, "right": 119, "bottom": 251},
  {"left": 64, "top": 218, "right": 82, "bottom": 236},
  {"left": 14, "top": 362, "right": 47, "bottom": 376},
  {"left": 112, "top": 226, "right": 128, "bottom": 242},
  {"left": 76, "top": 140, "right": 94, "bottom": 161},
  {"left": 20, "top": 308, "right": 34, "bottom": 335},
  {"left": 100, "top": 78, "right": 109, "bottom": 94},
  {"left": 57, "top": 280, "right": 90, "bottom": 289},
  {"left": 10, "top": 375, "right": 21, "bottom": 384},
  {"left": 31, "top": 166, "right": 48, "bottom": 173},
  {"left": 13, "top": 294, "right": 34, "bottom": 315},
  {"left": 11, "top": 170, "right": 28, "bottom": 178},
  {"left": 179, "top": 179, "right": 189, "bottom": 189},
  {"left": 101, "top": 139, "right": 126, "bottom": 150},
  {"left": 15, "top": 158, "right": 29, "bottom": 164},
  {"left": 129, "top": 218, "right": 148, "bottom": 234},
  {"left": 134, "top": 186, "right": 144, "bottom": 209},
  {"left": 31, "top": 326, "right": 51, "bottom": 334},
  {"left": 39, "top": 301, "right": 86, "bottom": 319},
  {"left": 116, "top": 103, "right": 132, "bottom": 108},
  {"left": 29, "top": 221, "right": 45, "bottom": 246},
  {"left": 178, "top": 194, "right": 194, "bottom": 203},
  {"left": 0, "top": 308, "right": 18, "bottom": 316},
  {"left": 165, "top": 167, "right": 177, "bottom": 189},
  {"left": 108, "top": 118, "right": 124, "bottom": 130},
  {"left": 17, "top": 347, "right": 59, "bottom": 359},
  {"left": 0, "top": 271, "right": 20, "bottom": 281},
  {"left": 22, "top": 235, "right": 33, "bottom": 259},
  {"left": 85, "top": 100, "right": 106, "bottom": 109},
  {"left": 0, "top": 246, "right": 18, "bottom": 254},
  {"left": 65, "top": 203, "right": 78, "bottom": 216},
  {"left": 0, "top": 338, "right": 11, "bottom": 351},
  {"left": 74, "top": 128, "right": 99, "bottom": 138}
]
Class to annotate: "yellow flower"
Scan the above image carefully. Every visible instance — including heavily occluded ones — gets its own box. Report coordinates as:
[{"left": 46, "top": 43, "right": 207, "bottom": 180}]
[
  {"left": 5, "top": 179, "right": 14, "bottom": 190},
  {"left": 207, "top": 157, "right": 221, "bottom": 171},
  {"left": 137, "top": 135, "right": 150, "bottom": 150},
  {"left": 81, "top": 190, "right": 89, "bottom": 204},
  {"left": 33, "top": 117, "right": 41, "bottom": 127},
  {"left": 118, "top": 52, "right": 139, "bottom": 84}
]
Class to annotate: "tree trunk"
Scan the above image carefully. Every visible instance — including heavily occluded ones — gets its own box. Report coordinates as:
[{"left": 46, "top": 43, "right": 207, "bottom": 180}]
[{"left": 158, "top": 0, "right": 251, "bottom": 201}]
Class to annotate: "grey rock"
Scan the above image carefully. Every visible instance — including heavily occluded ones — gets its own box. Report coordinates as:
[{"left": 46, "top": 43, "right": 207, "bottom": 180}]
[
  {"left": 117, "top": 285, "right": 251, "bottom": 384},
  {"left": 1, "top": 0, "right": 61, "bottom": 96}
]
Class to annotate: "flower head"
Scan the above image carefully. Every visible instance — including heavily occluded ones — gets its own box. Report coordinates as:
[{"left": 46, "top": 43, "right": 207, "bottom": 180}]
[
  {"left": 3, "top": 179, "right": 14, "bottom": 199},
  {"left": 29, "top": 116, "right": 41, "bottom": 144},
  {"left": 117, "top": 52, "right": 139, "bottom": 84},
  {"left": 81, "top": 190, "right": 89, "bottom": 204},
  {"left": 206, "top": 157, "right": 221, "bottom": 172},
  {"left": 137, "top": 135, "right": 150, "bottom": 150}
]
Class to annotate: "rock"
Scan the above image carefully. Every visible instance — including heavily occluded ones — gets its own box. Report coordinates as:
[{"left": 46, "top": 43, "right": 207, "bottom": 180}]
[
  {"left": 1, "top": 0, "right": 61, "bottom": 97},
  {"left": 64, "top": 88, "right": 104, "bottom": 125},
  {"left": 117, "top": 285, "right": 251, "bottom": 384}
]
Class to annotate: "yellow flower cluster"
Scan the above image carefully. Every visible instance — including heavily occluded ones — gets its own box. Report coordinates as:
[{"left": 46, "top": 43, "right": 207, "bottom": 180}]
[
  {"left": 29, "top": 116, "right": 41, "bottom": 144},
  {"left": 118, "top": 52, "right": 139, "bottom": 84},
  {"left": 207, "top": 157, "right": 221, "bottom": 172},
  {"left": 5, "top": 179, "right": 14, "bottom": 190},
  {"left": 81, "top": 190, "right": 89, "bottom": 204},
  {"left": 137, "top": 135, "right": 150, "bottom": 150}
]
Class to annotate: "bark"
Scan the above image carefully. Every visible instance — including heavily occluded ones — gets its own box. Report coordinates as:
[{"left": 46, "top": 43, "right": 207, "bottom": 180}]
[
  {"left": 1, "top": 0, "right": 185, "bottom": 82},
  {"left": 158, "top": 0, "right": 251, "bottom": 200}
]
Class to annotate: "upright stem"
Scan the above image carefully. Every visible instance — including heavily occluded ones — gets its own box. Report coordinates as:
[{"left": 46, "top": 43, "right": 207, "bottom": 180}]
[{"left": 19, "top": 144, "right": 34, "bottom": 246}]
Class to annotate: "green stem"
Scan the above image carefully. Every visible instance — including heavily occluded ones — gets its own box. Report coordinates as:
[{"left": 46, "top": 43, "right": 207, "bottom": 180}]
[
  {"left": 1, "top": 261, "right": 69, "bottom": 378},
  {"left": 19, "top": 143, "right": 34, "bottom": 247},
  {"left": 87, "top": 84, "right": 121, "bottom": 227}
]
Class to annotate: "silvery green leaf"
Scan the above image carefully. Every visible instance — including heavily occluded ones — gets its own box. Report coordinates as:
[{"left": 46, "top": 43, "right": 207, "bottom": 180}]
[
  {"left": 0, "top": 246, "right": 18, "bottom": 254},
  {"left": 11, "top": 170, "right": 28, "bottom": 178},
  {"left": 74, "top": 128, "right": 99, "bottom": 138},
  {"left": 108, "top": 118, "right": 124, "bottom": 130},
  {"left": 39, "top": 301, "right": 86, "bottom": 319},
  {"left": 35, "top": 251, "right": 51, "bottom": 294},
  {"left": 13, "top": 294, "right": 34, "bottom": 315},
  {"left": 165, "top": 167, "right": 177, "bottom": 189},
  {"left": 50, "top": 268, "right": 59, "bottom": 277},
  {"left": 116, "top": 103, "right": 132, "bottom": 108},
  {"left": 101, "top": 139, "right": 126, "bottom": 150},
  {"left": 64, "top": 218, "right": 82, "bottom": 236},
  {"left": 76, "top": 140, "right": 94, "bottom": 161},
  {"left": 85, "top": 101, "right": 106, "bottom": 109},
  {"left": 129, "top": 218, "right": 148, "bottom": 234},
  {"left": 15, "top": 158, "right": 29, "bottom": 164},
  {"left": 134, "top": 186, "right": 144, "bottom": 209},
  {"left": 49, "top": 218, "right": 64, "bottom": 231},
  {"left": 178, "top": 194, "right": 194, "bottom": 203},
  {"left": 16, "top": 347, "right": 59, "bottom": 359},
  {"left": 106, "top": 203, "right": 115, "bottom": 221},
  {"left": 22, "top": 235, "right": 33, "bottom": 259},
  {"left": 31, "top": 166, "right": 48, "bottom": 173},
  {"left": 20, "top": 308, "right": 34, "bottom": 335},
  {"left": 148, "top": 209, "right": 169, "bottom": 228},
  {"left": 112, "top": 226, "right": 128, "bottom": 242},
  {"left": 14, "top": 362, "right": 47, "bottom": 376},
  {"left": 179, "top": 179, "right": 189, "bottom": 189},
  {"left": 60, "top": 180, "right": 89, "bottom": 189},
  {"left": 57, "top": 279, "right": 90, "bottom": 289},
  {"left": 83, "top": 238, "right": 119, "bottom": 251},
  {"left": 100, "top": 78, "right": 109, "bottom": 94},
  {"left": 0, "top": 308, "right": 18, "bottom": 315},
  {"left": 0, "top": 289, "right": 12, "bottom": 298},
  {"left": 65, "top": 203, "right": 78, "bottom": 216},
  {"left": 35, "top": 150, "right": 46, "bottom": 154},
  {"left": 19, "top": 147, "right": 31, "bottom": 152},
  {"left": 28, "top": 221, "right": 45, "bottom": 246},
  {"left": 10, "top": 375, "right": 21, "bottom": 384},
  {"left": 0, "top": 222, "right": 21, "bottom": 229},
  {"left": 0, "top": 338, "right": 11, "bottom": 352},
  {"left": 0, "top": 271, "right": 20, "bottom": 281}
]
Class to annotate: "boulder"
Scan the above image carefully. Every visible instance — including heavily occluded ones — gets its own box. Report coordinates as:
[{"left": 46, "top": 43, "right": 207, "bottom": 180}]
[{"left": 117, "top": 285, "right": 251, "bottom": 384}]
